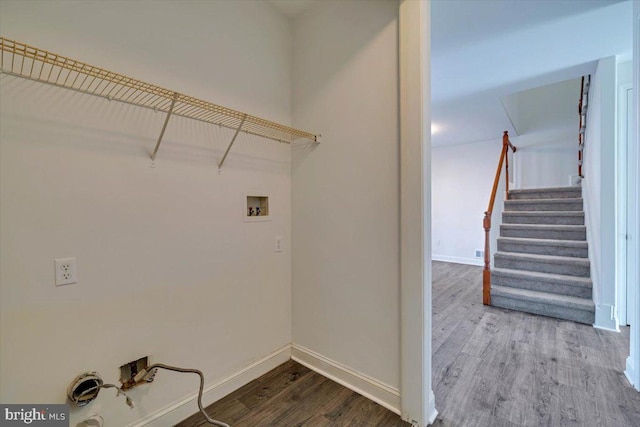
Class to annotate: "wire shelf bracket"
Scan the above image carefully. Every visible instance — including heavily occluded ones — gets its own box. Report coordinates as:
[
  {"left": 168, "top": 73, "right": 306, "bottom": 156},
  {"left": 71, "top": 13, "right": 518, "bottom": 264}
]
[
  {"left": 218, "top": 114, "right": 247, "bottom": 170},
  {"left": 0, "top": 37, "right": 320, "bottom": 169},
  {"left": 150, "top": 92, "right": 178, "bottom": 167}
]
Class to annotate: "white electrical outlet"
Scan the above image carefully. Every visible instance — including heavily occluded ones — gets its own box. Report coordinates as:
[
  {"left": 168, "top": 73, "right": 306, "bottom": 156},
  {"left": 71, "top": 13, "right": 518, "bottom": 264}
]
[
  {"left": 275, "top": 236, "right": 283, "bottom": 253},
  {"left": 55, "top": 257, "right": 77, "bottom": 286}
]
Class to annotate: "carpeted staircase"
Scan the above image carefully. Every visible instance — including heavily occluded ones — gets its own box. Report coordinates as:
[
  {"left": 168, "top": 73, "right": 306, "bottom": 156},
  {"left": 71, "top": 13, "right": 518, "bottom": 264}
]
[{"left": 490, "top": 186, "right": 595, "bottom": 324}]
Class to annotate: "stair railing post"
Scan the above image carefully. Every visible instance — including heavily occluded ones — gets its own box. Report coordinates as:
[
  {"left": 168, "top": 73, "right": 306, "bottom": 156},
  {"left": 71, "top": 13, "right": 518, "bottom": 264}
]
[
  {"left": 483, "top": 211, "right": 492, "bottom": 305},
  {"left": 504, "top": 133, "right": 510, "bottom": 199}
]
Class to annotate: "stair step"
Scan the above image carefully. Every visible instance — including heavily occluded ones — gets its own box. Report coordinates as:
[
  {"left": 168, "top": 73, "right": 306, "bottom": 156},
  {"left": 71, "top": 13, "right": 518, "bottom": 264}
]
[
  {"left": 509, "top": 186, "right": 582, "bottom": 200},
  {"left": 502, "top": 211, "right": 585, "bottom": 225},
  {"left": 491, "top": 286, "right": 595, "bottom": 324},
  {"left": 497, "top": 237, "right": 588, "bottom": 258},
  {"left": 494, "top": 252, "right": 590, "bottom": 277},
  {"left": 492, "top": 267, "right": 592, "bottom": 298},
  {"left": 500, "top": 224, "right": 586, "bottom": 241},
  {"left": 504, "top": 198, "right": 583, "bottom": 212}
]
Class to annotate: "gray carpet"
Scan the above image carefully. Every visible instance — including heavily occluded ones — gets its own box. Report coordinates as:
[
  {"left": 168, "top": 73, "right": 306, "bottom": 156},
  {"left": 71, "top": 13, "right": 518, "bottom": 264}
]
[{"left": 491, "top": 186, "right": 595, "bottom": 324}]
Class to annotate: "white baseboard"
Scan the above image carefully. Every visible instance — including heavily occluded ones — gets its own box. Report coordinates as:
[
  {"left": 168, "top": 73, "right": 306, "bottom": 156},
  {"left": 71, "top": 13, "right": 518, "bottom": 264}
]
[
  {"left": 432, "top": 254, "right": 483, "bottom": 266},
  {"left": 128, "top": 344, "right": 291, "bottom": 427},
  {"left": 625, "top": 355, "right": 637, "bottom": 390},
  {"left": 428, "top": 389, "right": 438, "bottom": 425},
  {"left": 400, "top": 389, "right": 437, "bottom": 426},
  {"left": 291, "top": 344, "right": 401, "bottom": 415},
  {"left": 594, "top": 304, "right": 619, "bottom": 332}
]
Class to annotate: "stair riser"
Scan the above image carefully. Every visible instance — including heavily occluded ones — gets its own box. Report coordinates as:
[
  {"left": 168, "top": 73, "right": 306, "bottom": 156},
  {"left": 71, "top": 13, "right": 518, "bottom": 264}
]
[
  {"left": 500, "top": 227, "right": 586, "bottom": 241},
  {"left": 509, "top": 191, "right": 581, "bottom": 200},
  {"left": 502, "top": 214, "right": 584, "bottom": 225},
  {"left": 497, "top": 241, "right": 588, "bottom": 258},
  {"left": 491, "top": 274, "right": 592, "bottom": 298},
  {"left": 494, "top": 257, "right": 590, "bottom": 277},
  {"left": 505, "top": 201, "right": 583, "bottom": 211},
  {"left": 491, "top": 296, "right": 594, "bottom": 324}
]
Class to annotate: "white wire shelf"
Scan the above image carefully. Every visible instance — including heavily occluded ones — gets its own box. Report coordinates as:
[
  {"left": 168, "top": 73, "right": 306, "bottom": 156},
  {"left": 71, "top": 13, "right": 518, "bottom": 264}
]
[{"left": 0, "top": 37, "right": 319, "bottom": 168}]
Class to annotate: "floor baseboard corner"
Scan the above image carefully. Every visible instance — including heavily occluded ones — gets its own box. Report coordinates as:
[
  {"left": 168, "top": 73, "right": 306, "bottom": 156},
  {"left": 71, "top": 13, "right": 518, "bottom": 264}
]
[{"left": 291, "top": 343, "right": 401, "bottom": 415}]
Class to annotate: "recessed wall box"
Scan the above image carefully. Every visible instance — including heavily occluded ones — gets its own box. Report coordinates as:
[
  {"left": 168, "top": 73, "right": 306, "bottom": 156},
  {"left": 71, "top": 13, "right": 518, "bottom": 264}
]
[
  {"left": 244, "top": 195, "right": 270, "bottom": 222},
  {"left": 120, "top": 356, "right": 151, "bottom": 390}
]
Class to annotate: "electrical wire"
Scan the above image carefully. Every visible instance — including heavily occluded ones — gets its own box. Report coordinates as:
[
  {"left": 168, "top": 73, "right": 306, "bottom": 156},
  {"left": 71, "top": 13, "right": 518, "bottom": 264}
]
[
  {"left": 76, "top": 383, "right": 133, "bottom": 408},
  {"left": 140, "top": 363, "right": 230, "bottom": 427},
  {"left": 71, "top": 363, "right": 229, "bottom": 426}
]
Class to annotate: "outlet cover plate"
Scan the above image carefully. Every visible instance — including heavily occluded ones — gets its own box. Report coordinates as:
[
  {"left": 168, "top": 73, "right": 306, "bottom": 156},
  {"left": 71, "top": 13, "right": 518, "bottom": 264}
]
[{"left": 55, "top": 257, "right": 77, "bottom": 286}]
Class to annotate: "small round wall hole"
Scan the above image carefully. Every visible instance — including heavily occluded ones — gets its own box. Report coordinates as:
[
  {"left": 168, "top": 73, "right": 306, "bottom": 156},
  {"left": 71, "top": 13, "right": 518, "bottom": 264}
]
[{"left": 67, "top": 372, "right": 103, "bottom": 407}]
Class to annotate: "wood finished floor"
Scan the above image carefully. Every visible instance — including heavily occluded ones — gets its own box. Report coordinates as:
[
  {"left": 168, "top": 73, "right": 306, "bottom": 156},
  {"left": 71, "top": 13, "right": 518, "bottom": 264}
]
[
  {"left": 431, "top": 261, "right": 639, "bottom": 427},
  {"left": 178, "top": 261, "right": 640, "bottom": 426},
  {"left": 176, "top": 360, "right": 409, "bottom": 426}
]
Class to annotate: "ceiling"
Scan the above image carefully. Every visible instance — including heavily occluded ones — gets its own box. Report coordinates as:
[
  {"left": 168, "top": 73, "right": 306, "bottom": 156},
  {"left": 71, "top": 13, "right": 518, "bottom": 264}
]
[
  {"left": 431, "top": 0, "right": 632, "bottom": 146},
  {"left": 267, "top": 0, "right": 632, "bottom": 146},
  {"left": 431, "top": 0, "right": 626, "bottom": 56}
]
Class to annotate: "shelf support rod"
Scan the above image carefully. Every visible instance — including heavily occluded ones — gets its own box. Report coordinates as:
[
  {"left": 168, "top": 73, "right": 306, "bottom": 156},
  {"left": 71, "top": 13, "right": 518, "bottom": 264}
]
[
  {"left": 150, "top": 92, "right": 178, "bottom": 162},
  {"left": 218, "top": 113, "right": 247, "bottom": 170}
]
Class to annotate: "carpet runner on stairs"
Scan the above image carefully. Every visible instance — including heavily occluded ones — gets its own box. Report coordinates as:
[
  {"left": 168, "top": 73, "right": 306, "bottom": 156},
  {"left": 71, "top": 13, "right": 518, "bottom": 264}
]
[{"left": 490, "top": 186, "right": 595, "bottom": 324}]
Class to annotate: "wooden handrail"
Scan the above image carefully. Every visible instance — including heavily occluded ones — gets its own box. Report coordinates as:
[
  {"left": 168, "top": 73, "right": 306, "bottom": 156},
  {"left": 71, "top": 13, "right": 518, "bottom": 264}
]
[
  {"left": 483, "top": 131, "right": 516, "bottom": 305},
  {"left": 577, "top": 75, "right": 590, "bottom": 178},
  {"left": 578, "top": 76, "right": 584, "bottom": 177}
]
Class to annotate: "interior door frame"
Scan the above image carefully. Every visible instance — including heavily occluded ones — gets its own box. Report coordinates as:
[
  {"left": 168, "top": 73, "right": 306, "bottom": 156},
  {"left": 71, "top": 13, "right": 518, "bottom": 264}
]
[
  {"left": 617, "top": 83, "right": 632, "bottom": 326},
  {"left": 624, "top": 3, "right": 639, "bottom": 392}
]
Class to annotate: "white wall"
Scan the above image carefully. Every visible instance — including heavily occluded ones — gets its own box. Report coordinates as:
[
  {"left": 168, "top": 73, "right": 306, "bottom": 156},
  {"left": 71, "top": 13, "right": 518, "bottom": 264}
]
[
  {"left": 431, "top": 138, "right": 507, "bottom": 266},
  {"left": 583, "top": 56, "right": 617, "bottom": 330},
  {"left": 0, "top": 1, "right": 293, "bottom": 425},
  {"left": 513, "top": 129, "right": 577, "bottom": 188},
  {"left": 508, "top": 77, "right": 581, "bottom": 135},
  {"left": 290, "top": 0, "right": 402, "bottom": 409},
  {"left": 618, "top": 60, "right": 633, "bottom": 86},
  {"left": 503, "top": 77, "right": 581, "bottom": 188}
]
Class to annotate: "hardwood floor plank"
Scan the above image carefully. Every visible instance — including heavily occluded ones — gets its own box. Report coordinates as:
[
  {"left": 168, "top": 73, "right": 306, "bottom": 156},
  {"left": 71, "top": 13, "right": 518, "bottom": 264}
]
[
  {"left": 555, "top": 383, "right": 594, "bottom": 427},
  {"left": 233, "top": 374, "right": 333, "bottom": 426},
  {"left": 299, "top": 414, "right": 333, "bottom": 426},
  {"left": 237, "top": 360, "right": 311, "bottom": 410},
  {"left": 178, "top": 398, "right": 250, "bottom": 427},
  {"left": 434, "top": 351, "right": 483, "bottom": 409},
  {"left": 433, "top": 318, "right": 480, "bottom": 382},
  {"left": 267, "top": 379, "right": 351, "bottom": 426},
  {"left": 326, "top": 392, "right": 402, "bottom": 426}
]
